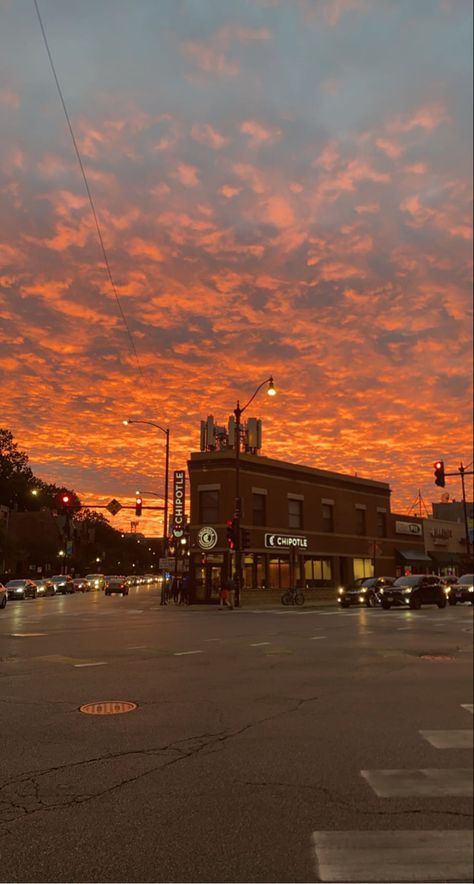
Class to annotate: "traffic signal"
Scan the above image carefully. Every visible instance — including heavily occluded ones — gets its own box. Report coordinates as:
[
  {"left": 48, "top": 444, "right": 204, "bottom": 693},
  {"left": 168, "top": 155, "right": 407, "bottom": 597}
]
[
  {"left": 61, "top": 494, "right": 71, "bottom": 506},
  {"left": 433, "top": 460, "right": 445, "bottom": 487},
  {"left": 241, "top": 528, "right": 251, "bottom": 550},
  {"left": 226, "top": 519, "right": 236, "bottom": 550},
  {"left": 135, "top": 495, "right": 143, "bottom": 517}
]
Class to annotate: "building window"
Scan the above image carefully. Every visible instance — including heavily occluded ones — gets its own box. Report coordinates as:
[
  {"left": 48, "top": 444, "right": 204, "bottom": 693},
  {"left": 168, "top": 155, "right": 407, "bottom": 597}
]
[
  {"left": 288, "top": 498, "right": 302, "bottom": 529},
  {"left": 304, "top": 559, "right": 332, "bottom": 587},
  {"left": 268, "top": 557, "right": 290, "bottom": 589},
  {"left": 355, "top": 507, "right": 366, "bottom": 536},
  {"left": 376, "top": 511, "right": 387, "bottom": 538},
  {"left": 252, "top": 493, "right": 266, "bottom": 526},
  {"left": 322, "top": 503, "right": 334, "bottom": 533},
  {"left": 353, "top": 558, "right": 373, "bottom": 579},
  {"left": 199, "top": 490, "right": 219, "bottom": 524}
]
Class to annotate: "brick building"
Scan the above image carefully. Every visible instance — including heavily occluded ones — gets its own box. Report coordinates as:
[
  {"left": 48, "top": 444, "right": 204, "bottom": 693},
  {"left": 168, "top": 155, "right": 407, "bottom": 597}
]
[{"left": 187, "top": 450, "right": 426, "bottom": 603}]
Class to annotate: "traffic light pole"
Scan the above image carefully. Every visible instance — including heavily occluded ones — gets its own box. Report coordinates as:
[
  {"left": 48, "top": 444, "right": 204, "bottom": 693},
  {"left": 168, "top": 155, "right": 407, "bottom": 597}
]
[
  {"left": 234, "top": 402, "right": 242, "bottom": 608},
  {"left": 435, "top": 461, "right": 473, "bottom": 559}
]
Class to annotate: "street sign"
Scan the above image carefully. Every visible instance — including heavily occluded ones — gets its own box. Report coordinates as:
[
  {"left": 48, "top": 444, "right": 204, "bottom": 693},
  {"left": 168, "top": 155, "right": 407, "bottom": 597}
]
[
  {"left": 106, "top": 498, "right": 122, "bottom": 516},
  {"left": 159, "top": 557, "right": 176, "bottom": 570}
]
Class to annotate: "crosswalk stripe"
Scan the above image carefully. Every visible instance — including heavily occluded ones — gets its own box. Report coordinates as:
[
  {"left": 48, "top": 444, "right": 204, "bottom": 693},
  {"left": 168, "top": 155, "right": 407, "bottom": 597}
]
[
  {"left": 462, "top": 703, "right": 473, "bottom": 714},
  {"left": 420, "top": 729, "right": 473, "bottom": 749},
  {"left": 312, "top": 830, "right": 474, "bottom": 882},
  {"left": 361, "top": 768, "right": 473, "bottom": 797}
]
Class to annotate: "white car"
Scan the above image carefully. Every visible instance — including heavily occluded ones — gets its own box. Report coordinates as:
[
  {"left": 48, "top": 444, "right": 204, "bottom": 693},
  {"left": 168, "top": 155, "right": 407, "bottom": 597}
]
[{"left": 0, "top": 583, "right": 7, "bottom": 609}]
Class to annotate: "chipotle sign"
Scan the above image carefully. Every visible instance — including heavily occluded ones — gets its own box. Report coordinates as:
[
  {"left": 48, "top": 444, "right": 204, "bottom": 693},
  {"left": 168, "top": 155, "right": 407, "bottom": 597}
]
[{"left": 172, "top": 470, "right": 185, "bottom": 538}]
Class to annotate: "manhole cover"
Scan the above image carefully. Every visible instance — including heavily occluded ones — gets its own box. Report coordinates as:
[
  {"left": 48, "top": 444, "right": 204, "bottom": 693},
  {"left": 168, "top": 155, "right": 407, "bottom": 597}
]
[
  {"left": 79, "top": 701, "right": 138, "bottom": 715},
  {"left": 419, "top": 655, "right": 454, "bottom": 662}
]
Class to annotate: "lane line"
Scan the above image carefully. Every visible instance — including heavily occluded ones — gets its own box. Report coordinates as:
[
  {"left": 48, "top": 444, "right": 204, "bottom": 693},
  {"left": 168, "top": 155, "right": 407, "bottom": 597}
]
[
  {"left": 462, "top": 703, "right": 473, "bottom": 714},
  {"left": 250, "top": 642, "right": 271, "bottom": 647},
  {"left": 312, "top": 830, "right": 474, "bottom": 883},
  {"left": 10, "top": 632, "right": 48, "bottom": 637},
  {"left": 311, "top": 636, "right": 327, "bottom": 640},
  {"left": 127, "top": 645, "right": 148, "bottom": 649},
  {"left": 74, "top": 662, "right": 108, "bottom": 668},
  {"left": 173, "top": 650, "right": 203, "bottom": 656}
]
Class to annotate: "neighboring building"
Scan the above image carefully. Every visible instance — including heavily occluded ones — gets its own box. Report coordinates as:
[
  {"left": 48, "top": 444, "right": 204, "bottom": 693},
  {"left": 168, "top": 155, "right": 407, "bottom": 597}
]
[
  {"left": 432, "top": 499, "right": 474, "bottom": 550},
  {"left": 423, "top": 516, "right": 471, "bottom": 575},
  {"left": 187, "top": 449, "right": 426, "bottom": 603}
]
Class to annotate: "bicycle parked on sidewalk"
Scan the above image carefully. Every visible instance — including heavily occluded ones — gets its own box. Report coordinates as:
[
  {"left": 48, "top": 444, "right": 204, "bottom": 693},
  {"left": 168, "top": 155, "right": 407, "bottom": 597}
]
[{"left": 281, "top": 587, "right": 305, "bottom": 606}]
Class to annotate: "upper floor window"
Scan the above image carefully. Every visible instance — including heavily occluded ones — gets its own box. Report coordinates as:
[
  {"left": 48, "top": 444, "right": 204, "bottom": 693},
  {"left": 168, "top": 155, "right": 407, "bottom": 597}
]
[
  {"left": 288, "top": 498, "right": 303, "bottom": 530},
  {"left": 252, "top": 493, "right": 266, "bottom": 526},
  {"left": 199, "top": 490, "right": 219, "bottom": 524},
  {"left": 322, "top": 503, "right": 334, "bottom": 533},
  {"left": 355, "top": 507, "right": 366, "bottom": 536},
  {"left": 376, "top": 511, "right": 387, "bottom": 538}
]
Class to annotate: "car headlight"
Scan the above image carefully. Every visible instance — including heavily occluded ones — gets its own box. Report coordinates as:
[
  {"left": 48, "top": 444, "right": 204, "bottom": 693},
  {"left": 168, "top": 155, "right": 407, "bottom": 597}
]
[
  {"left": 361, "top": 588, "right": 367, "bottom": 593},
  {"left": 15, "top": 588, "right": 23, "bottom": 593},
  {"left": 338, "top": 587, "right": 344, "bottom": 595},
  {"left": 403, "top": 588, "right": 412, "bottom": 594},
  {"left": 468, "top": 587, "right": 474, "bottom": 593}
]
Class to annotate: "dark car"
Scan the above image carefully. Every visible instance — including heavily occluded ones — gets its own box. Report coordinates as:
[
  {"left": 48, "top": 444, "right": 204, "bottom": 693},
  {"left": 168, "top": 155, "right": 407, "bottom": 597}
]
[
  {"left": 379, "top": 574, "right": 447, "bottom": 610},
  {"left": 73, "top": 577, "right": 89, "bottom": 593},
  {"left": 51, "top": 575, "right": 74, "bottom": 595},
  {"left": 6, "top": 579, "right": 38, "bottom": 600},
  {"left": 338, "top": 576, "right": 395, "bottom": 608},
  {"left": 448, "top": 574, "right": 474, "bottom": 605},
  {"left": 105, "top": 576, "right": 129, "bottom": 596}
]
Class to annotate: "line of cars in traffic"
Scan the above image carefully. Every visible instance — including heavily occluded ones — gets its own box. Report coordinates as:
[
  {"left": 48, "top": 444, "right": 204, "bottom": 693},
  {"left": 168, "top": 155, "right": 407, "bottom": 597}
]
[
  {"left": 0, "top": 573, "right": 158, "bottom": 609},
  {"left": 337, "top": 573, "right": 474, "bottom": 610}
]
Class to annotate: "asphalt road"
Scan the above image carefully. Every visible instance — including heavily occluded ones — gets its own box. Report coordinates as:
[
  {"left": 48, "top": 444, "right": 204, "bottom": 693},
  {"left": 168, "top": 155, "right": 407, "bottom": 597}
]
[{"left": 0, "top": 588, "right": 472, "bottom": 883}]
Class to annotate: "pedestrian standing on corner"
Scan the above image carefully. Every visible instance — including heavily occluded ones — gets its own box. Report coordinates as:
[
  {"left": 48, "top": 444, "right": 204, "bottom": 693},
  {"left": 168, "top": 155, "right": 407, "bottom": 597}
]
[{"left": 180, "top": 573, "right": 190, "bottom": 605}]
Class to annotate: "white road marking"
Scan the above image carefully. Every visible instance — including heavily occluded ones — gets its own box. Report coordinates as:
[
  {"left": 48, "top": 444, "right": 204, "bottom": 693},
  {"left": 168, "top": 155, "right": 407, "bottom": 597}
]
[
  {"left": 420, "top": 729, "right": 473, "bottom": 749},
  {"left": 173, "top": 650, "right": 203, "bottom": 656},
  {"left": 202, "top": 638, "right": 221, "bottom": 642},
  {"left": 250, "top": 642, "right": 271, "bottom": 646},
  {"left": 74, "top": 662, "right": 108, "bottom": 668},
  {"left": 311, "top": 636, "right": 327, "bottom": 640},
  {"left": 462, "top": 703, "right": 473, "bottom": 714},
  {"left": 127, "top": 645, "right": 148, "bottom": 649},
  {"left": 10, "top": 632, "right": 48, "bottom": 637},
  {"left": 312, "top": 830, "right": 474, "bottom": 883},
  {"left": 361, "top": 768, "right": 473, "bottom": 797}
]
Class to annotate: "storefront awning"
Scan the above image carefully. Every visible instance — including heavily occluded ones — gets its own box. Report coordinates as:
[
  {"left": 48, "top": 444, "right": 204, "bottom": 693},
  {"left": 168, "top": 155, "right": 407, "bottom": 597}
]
[
  {"left": 396, "top": 548, "right": 432, "bottom": 563},
  {"left": 429, "top": 551, "right": 465, "bottom": 565}
]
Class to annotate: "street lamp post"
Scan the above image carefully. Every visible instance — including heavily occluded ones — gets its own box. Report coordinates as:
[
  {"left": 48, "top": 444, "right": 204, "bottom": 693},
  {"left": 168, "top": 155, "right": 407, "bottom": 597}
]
[
  {"left": 233, "top": 377, "right": 276, "bottom": 608},
  {"left": 123, "top": 419, "right": 170, "bottom": 551}
]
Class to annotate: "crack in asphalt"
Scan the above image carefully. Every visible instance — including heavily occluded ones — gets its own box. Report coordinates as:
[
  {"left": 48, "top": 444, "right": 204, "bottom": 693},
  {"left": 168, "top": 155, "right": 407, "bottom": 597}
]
[
  {"left": 0, "top": 694, "right": 319, "bottom": 830},
  {"left": 236, "top": 780, "right": 473, "bottom": 818}
]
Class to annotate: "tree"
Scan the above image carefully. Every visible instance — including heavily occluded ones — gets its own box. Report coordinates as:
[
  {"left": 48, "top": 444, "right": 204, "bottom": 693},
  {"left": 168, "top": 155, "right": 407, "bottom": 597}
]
[{"left": 0, "top": 428, "right": 34, "bottom": 508}]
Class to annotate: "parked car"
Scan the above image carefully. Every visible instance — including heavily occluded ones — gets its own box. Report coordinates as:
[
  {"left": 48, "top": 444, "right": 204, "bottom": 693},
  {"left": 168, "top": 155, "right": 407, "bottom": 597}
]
[
  {"left": 379, "top": 574, "right": 447, "bottom": 610},
  {"left": 50, "top": 575, "right": 74, "bottom": 595},
  {"left": 6, "top": 579, "right": 38, "bottom": 600},
  {"left": 33, "top": 578, "right": 55, "bottom": 597},
  {"left": 85, "top": 573, "right": 106, "bottom": 591},
  {"left": 448, "top": 574, "right": 474, "bottom": 605},
  {"left": 338, "top": 576, "right": 395, "bottom": 608},
  {"left": 73, "top": 577, "right": 89, "bottom": 593},
  {"left": 105, "top": 576, "right": 129, "bottom": 596},
  {"left": 0, "top": 583, "right": 7, "bottom": 609}
]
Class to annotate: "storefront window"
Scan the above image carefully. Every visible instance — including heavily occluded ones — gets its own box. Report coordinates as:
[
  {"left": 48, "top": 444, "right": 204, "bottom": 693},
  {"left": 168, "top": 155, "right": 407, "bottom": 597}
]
[
  {"left": 268, "top": 557, "right": 290, "bottom": 589},
  {"left": 243, "top": 555, "right": 253, "bottom": 590},
  {"left": 304, "top": 559, "right": 332, "bottom": 585},
  {"left": 199, "top": 490, "right": 219, "bottom": 523},
  {"left": 353, "top": 558, "right": 373, "bottom": 579}
]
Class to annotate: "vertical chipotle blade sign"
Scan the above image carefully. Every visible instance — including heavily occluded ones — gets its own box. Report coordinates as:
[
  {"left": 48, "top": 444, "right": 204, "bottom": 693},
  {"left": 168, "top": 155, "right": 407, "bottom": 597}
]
[{"left": 172, "top": 470, "right": 185, "bottom": 538}]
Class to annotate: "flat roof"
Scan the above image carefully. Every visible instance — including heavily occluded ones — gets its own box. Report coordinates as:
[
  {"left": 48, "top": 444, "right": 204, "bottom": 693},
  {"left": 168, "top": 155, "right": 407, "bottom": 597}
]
[{"left": 189, "top": 450, "right": 390, "bottom": 491}]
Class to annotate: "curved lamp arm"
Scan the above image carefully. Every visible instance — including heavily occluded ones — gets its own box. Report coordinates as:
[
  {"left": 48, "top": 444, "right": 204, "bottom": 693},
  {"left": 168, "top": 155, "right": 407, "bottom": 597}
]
[{"left": 236, "top": 376, "right": 275, "bottom": 417}]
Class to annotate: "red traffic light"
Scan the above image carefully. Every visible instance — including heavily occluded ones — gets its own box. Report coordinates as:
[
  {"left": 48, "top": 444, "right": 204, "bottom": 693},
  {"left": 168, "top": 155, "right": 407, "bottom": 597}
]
[
  {"left": 135, "top": 496, "right": 143, "bottom": 517},
  {"left": 61, "top": 494, "right": 70, "bottom": 505},
  {"left": 433, "top": 460, "right": 446, "bottom": 487}
]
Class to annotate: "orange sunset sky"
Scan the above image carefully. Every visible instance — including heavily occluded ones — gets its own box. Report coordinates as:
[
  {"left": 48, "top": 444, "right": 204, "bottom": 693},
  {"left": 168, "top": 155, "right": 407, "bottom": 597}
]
[{"left": 1, "top": 0, "right": 473, "bottom": 536}]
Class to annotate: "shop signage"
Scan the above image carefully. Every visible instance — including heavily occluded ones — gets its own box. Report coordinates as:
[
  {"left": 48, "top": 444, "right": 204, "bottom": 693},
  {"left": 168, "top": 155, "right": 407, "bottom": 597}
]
[
  {"left": 395, "top": 521, "right": 422, "bottom": 536},
  {"left": 172, "top": 470, "right": 185, "bottom": 538},
  {"left": 430, "top": 527, "right": 452, "bottom": 540},
  {"left": 265, "top": 533, "right": 308, "bottom": 549},
  {"left": 197, "top": 526, "right": 218, "bottom": 550}
]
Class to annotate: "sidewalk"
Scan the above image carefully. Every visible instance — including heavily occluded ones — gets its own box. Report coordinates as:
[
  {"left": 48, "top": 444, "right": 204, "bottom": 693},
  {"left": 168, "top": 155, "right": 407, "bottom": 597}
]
[{"left": 239, "top": 588, "right": 337, "bottom": 608}]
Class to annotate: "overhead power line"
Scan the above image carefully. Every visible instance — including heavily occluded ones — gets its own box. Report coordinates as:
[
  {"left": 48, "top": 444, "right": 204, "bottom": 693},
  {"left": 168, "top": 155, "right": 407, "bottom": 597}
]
[{"left": 33, "top": 0, "right": 145, "bottom": 381}]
